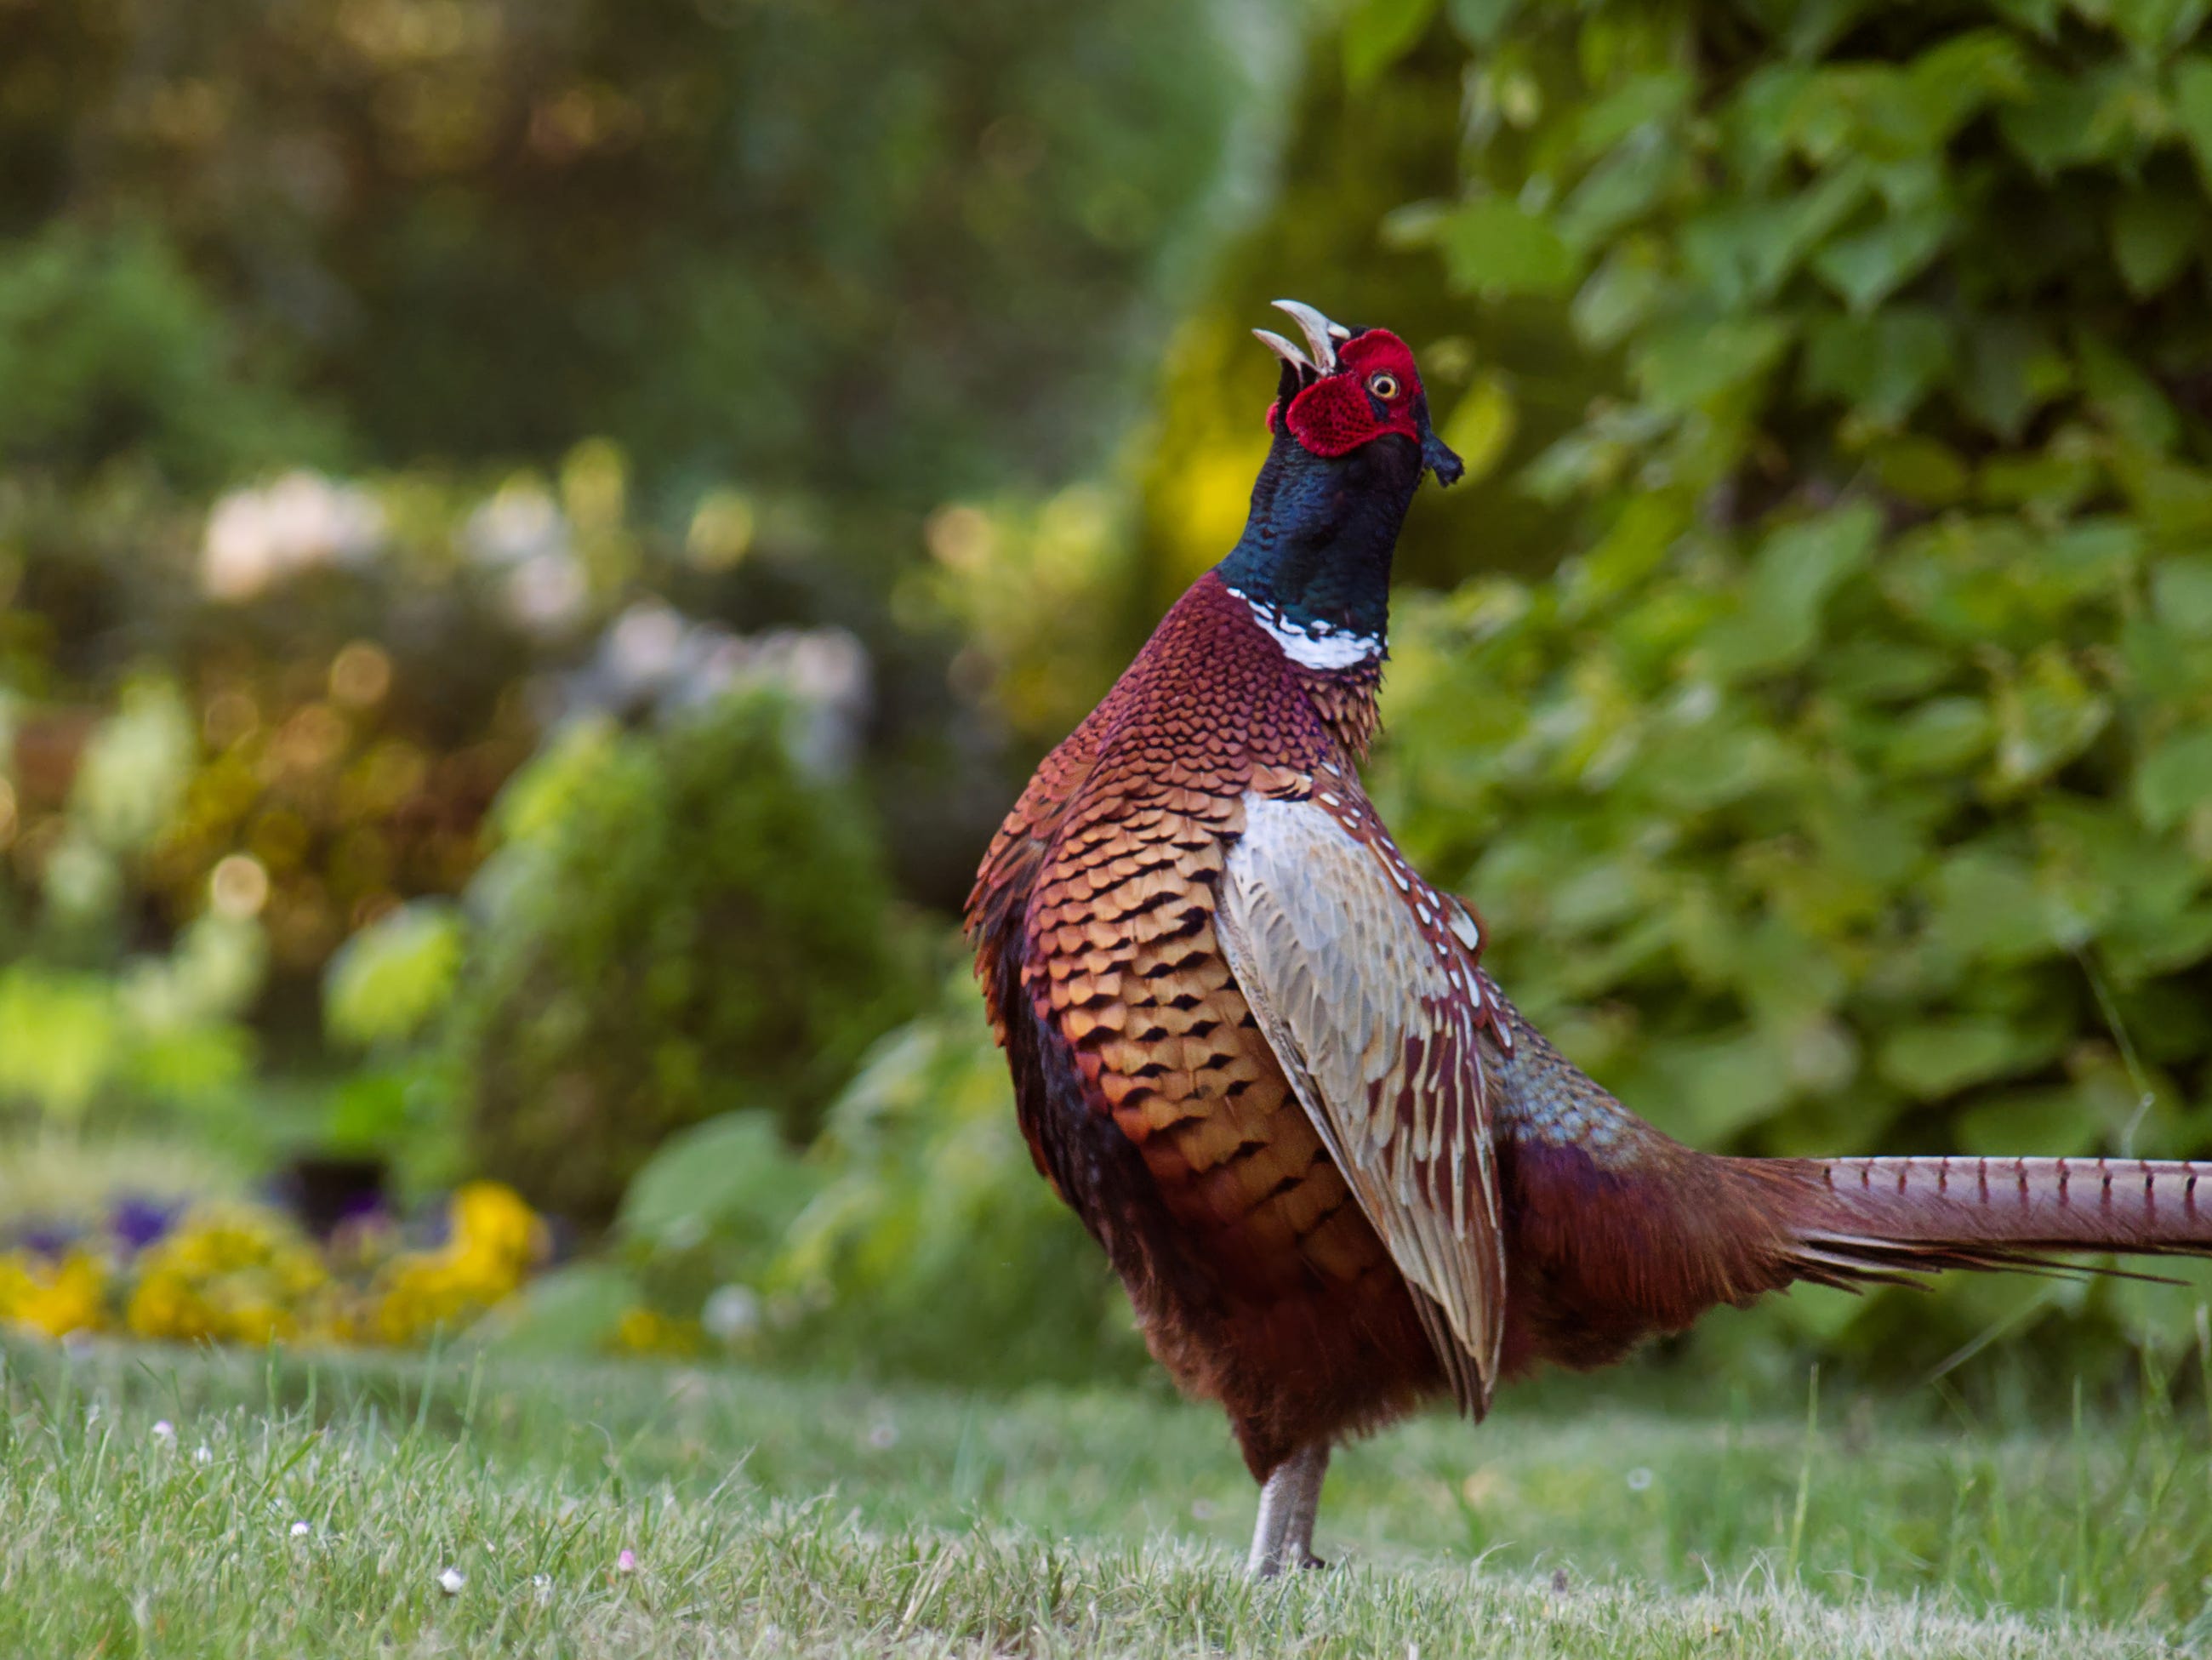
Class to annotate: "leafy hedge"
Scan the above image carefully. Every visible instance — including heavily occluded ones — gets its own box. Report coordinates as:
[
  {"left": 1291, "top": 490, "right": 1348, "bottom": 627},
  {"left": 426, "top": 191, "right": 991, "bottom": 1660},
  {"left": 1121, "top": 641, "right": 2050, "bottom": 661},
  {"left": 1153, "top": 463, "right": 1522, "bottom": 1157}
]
[
  {"left": 1347, "top": 2, "right": 2212, "bottom": 1363},
  {"left": 457, "top": 696, "right": 921, "bottom": 1224}
]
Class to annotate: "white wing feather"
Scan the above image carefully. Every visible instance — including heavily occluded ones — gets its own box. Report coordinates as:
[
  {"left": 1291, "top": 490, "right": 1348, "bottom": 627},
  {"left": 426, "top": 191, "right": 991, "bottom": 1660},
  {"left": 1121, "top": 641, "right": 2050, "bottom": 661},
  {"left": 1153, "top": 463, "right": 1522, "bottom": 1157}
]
[{"left": 1216, "top": 793, "right": 1506, "bottom": 1412}]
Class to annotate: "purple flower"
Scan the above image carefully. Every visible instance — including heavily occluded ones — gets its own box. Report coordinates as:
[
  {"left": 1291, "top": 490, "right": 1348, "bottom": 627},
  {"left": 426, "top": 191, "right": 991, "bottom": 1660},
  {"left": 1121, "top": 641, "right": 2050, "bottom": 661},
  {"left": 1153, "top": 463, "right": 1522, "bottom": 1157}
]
[
  {"left": 111, "top": 1195, "right": 177, "bottom": 1252},
  {"left": 16, "top": 1220, "right": 77, "bottom": 1258}
]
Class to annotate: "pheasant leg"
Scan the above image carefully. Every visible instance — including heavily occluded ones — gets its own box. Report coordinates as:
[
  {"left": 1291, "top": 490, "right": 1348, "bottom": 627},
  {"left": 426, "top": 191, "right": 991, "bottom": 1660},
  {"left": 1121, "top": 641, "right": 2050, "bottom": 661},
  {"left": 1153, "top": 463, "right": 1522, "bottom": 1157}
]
[{"left": 1245, "top": 1440, "right": 1330, "bottom": 1577}]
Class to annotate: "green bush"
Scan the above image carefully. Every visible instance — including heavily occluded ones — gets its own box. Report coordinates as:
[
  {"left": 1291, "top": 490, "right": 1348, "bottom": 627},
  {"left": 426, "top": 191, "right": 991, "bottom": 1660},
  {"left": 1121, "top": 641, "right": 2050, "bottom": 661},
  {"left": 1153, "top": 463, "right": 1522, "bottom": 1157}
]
[
  {"left": 485, "top": 968, "right": 1146, "bottom": 1378},
  {"left": 0, "top": 679, "right": 266, "bottom": 1132},
  {"left": 767, "top": 971, "right": 1146, "bottom": 1386},
  {"left": 1346, "top": 1, "right": 2212, "bottom": 1372},
  {"left": 0, "top": 225, "right": 328, "bottom": 488},
  {"left": 455, "top": 695, "right": 921, "bottom": 1224}
]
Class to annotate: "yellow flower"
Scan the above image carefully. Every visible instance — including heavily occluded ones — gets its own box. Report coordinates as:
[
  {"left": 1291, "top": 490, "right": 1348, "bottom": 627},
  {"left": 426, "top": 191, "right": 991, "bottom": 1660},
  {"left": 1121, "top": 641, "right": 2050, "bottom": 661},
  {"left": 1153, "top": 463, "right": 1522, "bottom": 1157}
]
[
  {"left": 124, "top": 1207, "right": 325, "bottom": 1344},
  {"left": 0, "top": 1249, "right": 106, "bottom": 1338},
  {"left": 0, "top": 1186, "right": 549, "bottom": 1352},
  {"left": 368, "top": 1183, "right": 547, "bottom": 1345},
  {"left": 448, "top": 1182, "right": 547, "bottom": 1288}
]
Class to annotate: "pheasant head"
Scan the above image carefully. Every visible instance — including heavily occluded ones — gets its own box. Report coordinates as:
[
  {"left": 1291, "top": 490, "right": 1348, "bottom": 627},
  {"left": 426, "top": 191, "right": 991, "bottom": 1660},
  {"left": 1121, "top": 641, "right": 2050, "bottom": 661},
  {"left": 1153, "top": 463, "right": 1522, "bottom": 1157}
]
[{"left": 1217, "top": 299, "right": 1462, "bottom": 672}]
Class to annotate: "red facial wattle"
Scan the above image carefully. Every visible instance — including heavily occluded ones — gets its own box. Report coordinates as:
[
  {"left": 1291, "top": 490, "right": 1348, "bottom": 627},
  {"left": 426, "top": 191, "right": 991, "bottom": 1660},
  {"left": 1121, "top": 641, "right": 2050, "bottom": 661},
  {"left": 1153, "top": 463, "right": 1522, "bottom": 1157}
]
[{"left": 1280, "top": 330, "right": 1425, "bottom": 458}]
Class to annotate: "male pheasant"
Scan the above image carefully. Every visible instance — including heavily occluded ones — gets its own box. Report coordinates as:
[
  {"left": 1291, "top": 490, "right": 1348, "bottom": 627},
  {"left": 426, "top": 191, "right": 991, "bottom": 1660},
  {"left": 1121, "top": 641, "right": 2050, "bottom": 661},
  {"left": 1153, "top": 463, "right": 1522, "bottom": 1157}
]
[{"left": 966, "top": 299, "right": 2212, "bottom": 1576}]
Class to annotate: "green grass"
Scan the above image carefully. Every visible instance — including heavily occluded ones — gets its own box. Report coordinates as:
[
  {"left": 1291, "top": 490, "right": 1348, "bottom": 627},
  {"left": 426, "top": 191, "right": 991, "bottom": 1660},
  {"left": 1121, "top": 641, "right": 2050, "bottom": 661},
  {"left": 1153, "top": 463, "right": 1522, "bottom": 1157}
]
[{"left": 3, "top": 1341, "right": 2210, "bottom": 1657}]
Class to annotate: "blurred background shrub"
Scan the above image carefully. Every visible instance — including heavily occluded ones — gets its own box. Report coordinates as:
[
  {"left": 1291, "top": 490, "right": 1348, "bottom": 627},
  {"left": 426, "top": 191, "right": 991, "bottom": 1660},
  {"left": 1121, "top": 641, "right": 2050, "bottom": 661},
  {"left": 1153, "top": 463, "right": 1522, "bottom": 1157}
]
[
  {"left": 5, "top": 0, "right": 2212, "bottom": 1396},
  {"left": 453, "top": 689, "right": 921, "bottom": 1224},
  {"left": 766, "top": 972, "right": 1146, "bottom": 1384}
]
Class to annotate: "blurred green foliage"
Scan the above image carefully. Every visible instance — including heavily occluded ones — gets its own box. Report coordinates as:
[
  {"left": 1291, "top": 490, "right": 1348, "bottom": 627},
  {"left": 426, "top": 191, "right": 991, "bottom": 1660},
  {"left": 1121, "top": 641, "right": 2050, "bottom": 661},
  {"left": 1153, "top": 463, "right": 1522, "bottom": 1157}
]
[
  {"left": 324, "top": 902, "right": 465, "bottom": 1051},
  {"left": 5, "top": 0, "right": 1240, "bottom": 502},
  {"left": 453, "top": 694, "right": 922, "bottom": 1224},
  {"left": 767, "top": 972, "right": 1143, "bottom": 1384},
  {"left": 0, "top": 226, "right": 331, "bottom": 491},
  {"left": 0, "top": 678, "right": 265, "bottom": 1130}
]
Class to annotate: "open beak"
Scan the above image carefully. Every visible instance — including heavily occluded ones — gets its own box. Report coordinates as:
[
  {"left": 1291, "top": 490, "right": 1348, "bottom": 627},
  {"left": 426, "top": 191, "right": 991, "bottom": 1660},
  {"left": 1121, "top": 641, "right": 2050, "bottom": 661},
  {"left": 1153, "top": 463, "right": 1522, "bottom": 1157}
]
[{"left": 1251, "top": 298, "right": 1349, "bottom": 385}]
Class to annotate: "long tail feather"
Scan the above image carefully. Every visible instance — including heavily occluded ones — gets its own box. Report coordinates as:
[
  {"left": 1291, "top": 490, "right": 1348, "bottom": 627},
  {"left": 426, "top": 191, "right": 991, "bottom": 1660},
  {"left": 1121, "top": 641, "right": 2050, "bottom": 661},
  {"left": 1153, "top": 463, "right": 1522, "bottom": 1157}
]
[
  {"left": 1483, "top": 982, "right": 2212, "bottom": 1332},
  {"left": 1767, "top": 1155, "right": 2212, "bottom": 1285}
]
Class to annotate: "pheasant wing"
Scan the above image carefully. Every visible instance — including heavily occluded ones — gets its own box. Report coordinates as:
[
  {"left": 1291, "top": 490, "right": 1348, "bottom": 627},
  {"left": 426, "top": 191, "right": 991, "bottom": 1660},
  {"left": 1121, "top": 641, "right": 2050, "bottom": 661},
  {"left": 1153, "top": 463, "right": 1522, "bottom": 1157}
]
[{"left": 1215, "top": 791, "right": 1508, "bottom": 1415}]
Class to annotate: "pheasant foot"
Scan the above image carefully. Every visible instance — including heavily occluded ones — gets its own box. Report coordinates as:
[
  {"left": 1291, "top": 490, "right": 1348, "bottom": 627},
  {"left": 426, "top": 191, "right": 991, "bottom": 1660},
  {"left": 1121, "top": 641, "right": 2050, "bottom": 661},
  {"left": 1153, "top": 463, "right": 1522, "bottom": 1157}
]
[{"left": 1246, "top": 1440, "right": 1330, "bottom": 1577}]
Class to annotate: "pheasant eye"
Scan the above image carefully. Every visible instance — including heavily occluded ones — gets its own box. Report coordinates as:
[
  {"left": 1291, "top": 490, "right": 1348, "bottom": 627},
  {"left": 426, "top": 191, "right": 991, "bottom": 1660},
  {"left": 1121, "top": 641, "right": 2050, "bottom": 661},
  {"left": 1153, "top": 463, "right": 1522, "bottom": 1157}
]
[{"left": 1366, "top": 372, "right": 1400, "bottom": 400}]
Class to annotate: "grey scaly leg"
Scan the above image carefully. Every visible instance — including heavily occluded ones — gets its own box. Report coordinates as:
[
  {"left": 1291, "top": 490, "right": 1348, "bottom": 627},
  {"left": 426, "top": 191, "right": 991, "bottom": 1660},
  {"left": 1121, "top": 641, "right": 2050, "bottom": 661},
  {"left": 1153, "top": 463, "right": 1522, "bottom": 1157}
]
[{"left": 1245, "top": 1441, "right": 1331, "bottom": 1577}]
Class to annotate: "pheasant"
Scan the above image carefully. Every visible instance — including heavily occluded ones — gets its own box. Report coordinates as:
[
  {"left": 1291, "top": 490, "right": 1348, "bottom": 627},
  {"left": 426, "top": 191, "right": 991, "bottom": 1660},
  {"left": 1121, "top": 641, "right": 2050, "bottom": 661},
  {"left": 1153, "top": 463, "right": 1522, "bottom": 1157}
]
[{"left": 966, "top": 299, "right": 2212, "bottom": 1577}]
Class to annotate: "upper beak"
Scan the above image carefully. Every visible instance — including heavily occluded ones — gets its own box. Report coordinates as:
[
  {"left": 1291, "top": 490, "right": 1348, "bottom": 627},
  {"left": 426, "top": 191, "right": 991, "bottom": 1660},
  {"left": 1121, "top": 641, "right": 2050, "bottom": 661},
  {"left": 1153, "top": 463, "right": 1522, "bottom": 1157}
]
[{"left": 1271, "top": 299, "right": 1348, "bottom": 372}]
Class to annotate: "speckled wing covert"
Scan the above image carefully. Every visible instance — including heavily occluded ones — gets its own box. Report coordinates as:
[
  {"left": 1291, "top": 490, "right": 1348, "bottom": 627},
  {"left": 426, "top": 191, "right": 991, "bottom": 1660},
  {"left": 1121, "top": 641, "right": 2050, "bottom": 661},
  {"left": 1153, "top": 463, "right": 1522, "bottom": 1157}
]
[{"left": 1215, "top": 790, "right": 1509, "bottom": 1416}]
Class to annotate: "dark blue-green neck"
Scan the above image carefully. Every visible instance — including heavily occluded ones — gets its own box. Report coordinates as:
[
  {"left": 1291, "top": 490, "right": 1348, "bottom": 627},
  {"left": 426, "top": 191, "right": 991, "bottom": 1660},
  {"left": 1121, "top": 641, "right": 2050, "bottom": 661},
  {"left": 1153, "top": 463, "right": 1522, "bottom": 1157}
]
[{"left": 1214, "top": 427, "right": 1422, "bottom": 655}]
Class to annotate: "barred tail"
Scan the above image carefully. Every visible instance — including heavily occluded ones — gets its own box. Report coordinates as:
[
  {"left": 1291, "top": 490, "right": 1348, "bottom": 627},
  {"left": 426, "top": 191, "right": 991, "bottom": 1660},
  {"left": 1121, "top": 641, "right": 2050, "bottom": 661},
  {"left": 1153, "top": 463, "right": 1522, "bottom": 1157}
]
[{"left": 1763, "top": 1155, "right": 2212, "bottom": 1288}]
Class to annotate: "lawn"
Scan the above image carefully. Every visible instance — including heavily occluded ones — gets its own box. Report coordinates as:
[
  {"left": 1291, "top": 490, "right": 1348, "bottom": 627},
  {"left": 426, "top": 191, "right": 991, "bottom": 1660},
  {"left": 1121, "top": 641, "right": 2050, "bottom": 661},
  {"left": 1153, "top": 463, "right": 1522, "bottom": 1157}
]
[{"left": 3, "top": 1340, "right": 2209, "bottom": 1657}]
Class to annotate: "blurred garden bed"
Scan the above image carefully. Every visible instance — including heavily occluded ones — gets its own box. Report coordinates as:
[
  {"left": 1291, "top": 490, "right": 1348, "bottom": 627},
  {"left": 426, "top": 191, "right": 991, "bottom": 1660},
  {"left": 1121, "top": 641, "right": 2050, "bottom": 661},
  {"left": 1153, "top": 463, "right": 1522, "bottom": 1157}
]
[
  {"left": 0, "top": 1176, "right": 544, "bottom": 1349},
  {"left": 0, "top": 0, "right": 1257, "bottom": 1377}
]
